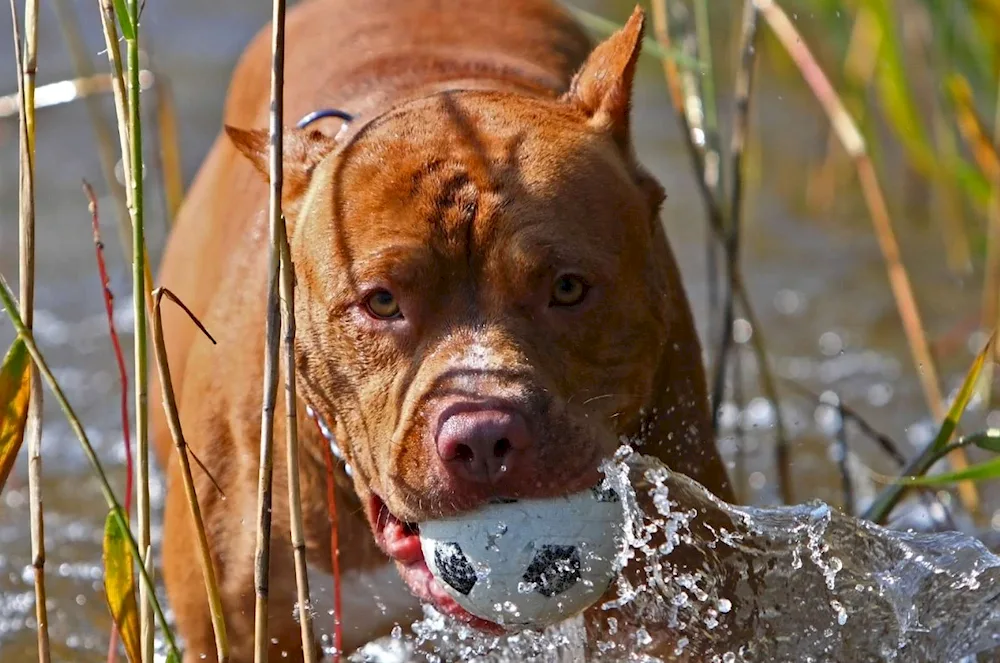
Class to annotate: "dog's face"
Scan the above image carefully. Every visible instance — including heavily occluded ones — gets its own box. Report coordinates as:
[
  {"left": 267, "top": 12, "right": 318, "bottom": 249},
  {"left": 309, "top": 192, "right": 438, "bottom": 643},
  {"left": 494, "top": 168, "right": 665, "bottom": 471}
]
[{"left": 231, "top": 9, "right": 675, "bottom": 624}]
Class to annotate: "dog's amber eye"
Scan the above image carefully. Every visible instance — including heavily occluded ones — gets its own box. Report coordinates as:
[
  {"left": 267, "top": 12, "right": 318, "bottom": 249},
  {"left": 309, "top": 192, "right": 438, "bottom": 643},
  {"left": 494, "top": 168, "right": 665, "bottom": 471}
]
[
  {"left": 550, "top": 274, "right": 588, "bottom": 307},
  {"left": 365, "top": 290, "right": 401, "bottom": 319}
]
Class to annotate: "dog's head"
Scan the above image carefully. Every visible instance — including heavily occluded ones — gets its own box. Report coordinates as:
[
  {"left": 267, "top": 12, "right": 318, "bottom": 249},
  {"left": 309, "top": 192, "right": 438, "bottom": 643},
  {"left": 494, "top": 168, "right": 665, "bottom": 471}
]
[{"left": 230, "top": 7, "right": 688, "bottom": 624}]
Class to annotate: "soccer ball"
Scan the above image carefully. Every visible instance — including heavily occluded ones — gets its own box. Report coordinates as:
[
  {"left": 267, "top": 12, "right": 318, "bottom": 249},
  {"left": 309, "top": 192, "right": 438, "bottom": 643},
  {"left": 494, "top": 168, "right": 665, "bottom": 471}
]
[{"left": 419, "top": 485, "right": 625, "bottom": 630}]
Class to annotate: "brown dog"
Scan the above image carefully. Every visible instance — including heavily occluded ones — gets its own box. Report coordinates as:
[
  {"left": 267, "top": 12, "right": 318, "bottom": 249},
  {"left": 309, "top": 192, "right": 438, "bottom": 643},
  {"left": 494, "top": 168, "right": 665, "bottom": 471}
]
[{"left": 152, "top": 0, "right": 733, "bottom": 660}]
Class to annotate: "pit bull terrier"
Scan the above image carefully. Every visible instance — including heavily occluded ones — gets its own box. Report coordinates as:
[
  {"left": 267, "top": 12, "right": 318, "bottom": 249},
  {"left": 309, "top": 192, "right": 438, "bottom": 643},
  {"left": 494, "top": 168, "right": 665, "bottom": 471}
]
[{"left": 152, "top": 1, "right": 734, "bottom": 660}]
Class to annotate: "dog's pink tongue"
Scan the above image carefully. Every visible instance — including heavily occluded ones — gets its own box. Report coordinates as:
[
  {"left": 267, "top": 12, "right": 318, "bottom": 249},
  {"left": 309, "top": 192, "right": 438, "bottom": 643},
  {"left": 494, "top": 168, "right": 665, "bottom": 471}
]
[{"left": 383, "top": 517, "right": 423, "bottom": 564}]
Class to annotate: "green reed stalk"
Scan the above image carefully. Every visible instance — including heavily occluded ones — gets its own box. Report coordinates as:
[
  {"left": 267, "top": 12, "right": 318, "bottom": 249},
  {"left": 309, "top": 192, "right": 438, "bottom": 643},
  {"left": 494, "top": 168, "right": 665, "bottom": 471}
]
[{"left": 115, "top": 0, "right": 154, "bottom": 657}]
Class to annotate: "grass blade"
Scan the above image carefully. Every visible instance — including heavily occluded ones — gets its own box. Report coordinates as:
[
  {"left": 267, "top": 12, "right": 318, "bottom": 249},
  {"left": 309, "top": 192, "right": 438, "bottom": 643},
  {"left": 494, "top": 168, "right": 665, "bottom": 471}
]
[
  {"left": 931, "top": 332, "right": 995, "bottom": 452},
  {"left": 946, "top": 74, "right": 1000, "bottom": 182},
  {"left": 903, "top": 455, "right": 1000, "bottom": 487},
  {"left": 898, "top": 430, "right": 1000, "bottom": 486},
  {"left": 108, "top": 0, "right": 155, "bottom": 652},
  {"left": 0, "top": 339, "right": 30, "bottom": 492},
  {"left": 972, "top": 430, "right": 1000, "bottom": 453},
  {"left": 103, "top": 511, "right": 141, "bottom": 663},
  {"left": 863, "top": 331, "right": 996, "bottom": 522},
  {"left": 111, "top": 0, "right": 133, "bottom": 39}
]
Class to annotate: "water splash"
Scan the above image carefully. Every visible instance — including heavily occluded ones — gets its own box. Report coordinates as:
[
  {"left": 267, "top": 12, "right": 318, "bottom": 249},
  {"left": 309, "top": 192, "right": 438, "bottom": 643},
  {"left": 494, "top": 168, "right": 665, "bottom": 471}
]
[{"left": 360, "top": 448, "right": 1000, "bottom": 661}]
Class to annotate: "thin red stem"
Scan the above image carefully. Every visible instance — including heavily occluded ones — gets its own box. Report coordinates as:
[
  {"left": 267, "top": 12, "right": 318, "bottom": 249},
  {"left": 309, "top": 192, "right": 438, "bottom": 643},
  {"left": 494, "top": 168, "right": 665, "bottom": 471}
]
[{"left": 84, "top": 181, "right": 133, "bottom": 663}]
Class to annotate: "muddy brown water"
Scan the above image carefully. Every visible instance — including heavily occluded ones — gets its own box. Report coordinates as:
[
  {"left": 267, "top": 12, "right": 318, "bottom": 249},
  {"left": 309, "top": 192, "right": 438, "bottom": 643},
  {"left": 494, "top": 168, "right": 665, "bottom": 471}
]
[{"left": 0, "top": 0, "right": 996, "bottom": 660}]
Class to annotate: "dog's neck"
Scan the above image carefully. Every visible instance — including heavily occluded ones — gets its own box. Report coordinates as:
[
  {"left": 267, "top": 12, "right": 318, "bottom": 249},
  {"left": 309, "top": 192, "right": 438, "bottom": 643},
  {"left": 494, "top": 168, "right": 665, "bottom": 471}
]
[{"left": 305, "top": 404, "right": 353, "bottom": 478}]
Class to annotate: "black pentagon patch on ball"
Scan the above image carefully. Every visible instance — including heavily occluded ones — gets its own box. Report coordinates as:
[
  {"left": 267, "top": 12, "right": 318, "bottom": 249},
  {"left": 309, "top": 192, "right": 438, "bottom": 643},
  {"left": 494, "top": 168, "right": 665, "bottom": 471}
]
[
  {"left": 434, "top": 542, "right": 477, "bottom": 596},
  {"left": 522, "top": 545, "right": 581, "bottom": 597},
  {"left": 592, "top": 485, "right": 620, "bottom": 503}
]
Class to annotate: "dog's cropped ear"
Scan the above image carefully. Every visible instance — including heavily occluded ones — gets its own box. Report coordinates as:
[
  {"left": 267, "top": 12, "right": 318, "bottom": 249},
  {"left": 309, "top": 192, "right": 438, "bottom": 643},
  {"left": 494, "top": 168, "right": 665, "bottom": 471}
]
[
  {"left": 563, "top": 6, "right": 644, "bottom": 152},
  {"left": 225, "top": 125, "right": 338, "bottom": 199},
  {"left": 564, "top": 8, "right": 664, "bottom": 214}
]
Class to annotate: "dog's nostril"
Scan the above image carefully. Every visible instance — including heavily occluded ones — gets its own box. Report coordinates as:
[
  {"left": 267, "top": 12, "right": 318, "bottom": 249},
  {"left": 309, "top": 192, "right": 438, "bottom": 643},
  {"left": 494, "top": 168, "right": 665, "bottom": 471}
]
[
  {"left": 454, "top": 443, "right": 475, "bottom": 463},
  {"left": 493, "top": 438, "right": 511, "bottom": 458}
]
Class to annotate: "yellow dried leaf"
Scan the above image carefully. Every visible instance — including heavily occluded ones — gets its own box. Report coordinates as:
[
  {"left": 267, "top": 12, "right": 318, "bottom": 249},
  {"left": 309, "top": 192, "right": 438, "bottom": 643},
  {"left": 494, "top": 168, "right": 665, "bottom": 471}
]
[
  {"left": 103, "top": 510, "right": 141, "bottom": 663},
  {"left": 0, "top": 338, "right": 31, "bottom": 494}
]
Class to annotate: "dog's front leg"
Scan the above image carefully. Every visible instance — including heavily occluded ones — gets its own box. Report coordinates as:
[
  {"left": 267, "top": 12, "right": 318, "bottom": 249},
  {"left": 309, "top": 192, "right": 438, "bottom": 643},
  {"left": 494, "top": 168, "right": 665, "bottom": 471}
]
[{"left": 162, "top": 457, "right": 316, "bottom": 663}]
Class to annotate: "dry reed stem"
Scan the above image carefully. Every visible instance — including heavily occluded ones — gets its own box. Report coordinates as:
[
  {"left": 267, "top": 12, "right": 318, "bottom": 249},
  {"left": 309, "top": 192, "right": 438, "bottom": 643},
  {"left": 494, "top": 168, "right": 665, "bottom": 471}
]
[
  {"left": 0, "top": 276, "right": 182, "bottom": 659},
  {"left": 754, "top": 0, "right": 979, "bottom": 515},
  {"left": 806, "top": 6, "right": 880, "bottom": 214},
  {"left": 650, "top": 1, "right": 725, "bottom": 251},
  {"left": 714, "top": 0, "right": 753, "bottom": 432},
  {"left": 150, "top": 287, "right": 230, "bottom": 663},
  {"left": 279, "top": 225, "right": 318, "bottom": 662},
  {"left": 10, "top": 0, "right": 50, "bottom": 659},
  {"left": 254, "top": 0, "right": 288, "bottom": 659},
  {"left": 154, "top": 77, "right": 184, "bottom": 226},
  {"left": 650, "top": 0, "right": 725, "bottom": 348},
  {"left": 50, "top": 0, "right": 132, "bottom": 255}
]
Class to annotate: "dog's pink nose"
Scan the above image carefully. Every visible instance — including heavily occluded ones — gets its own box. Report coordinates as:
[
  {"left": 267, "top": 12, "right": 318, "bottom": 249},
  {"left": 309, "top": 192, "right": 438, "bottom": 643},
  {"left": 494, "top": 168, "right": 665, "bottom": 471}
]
[{"left": 436, "top": 409, "right": 530, "bottom": 484}]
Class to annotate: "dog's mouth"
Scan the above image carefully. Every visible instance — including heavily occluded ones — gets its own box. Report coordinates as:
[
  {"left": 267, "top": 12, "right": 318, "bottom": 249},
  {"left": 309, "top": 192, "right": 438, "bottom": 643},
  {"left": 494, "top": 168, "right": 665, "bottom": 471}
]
[{"left": 369, "top": 494, "right": 504, "bottom": 634}]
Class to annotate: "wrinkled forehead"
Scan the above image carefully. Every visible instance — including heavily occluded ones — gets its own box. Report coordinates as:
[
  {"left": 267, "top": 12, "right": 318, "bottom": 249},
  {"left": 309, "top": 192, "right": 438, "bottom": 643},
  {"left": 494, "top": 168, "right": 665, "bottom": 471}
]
[{"left": 313, "top": 91, "right": 649, "bottom": 263}]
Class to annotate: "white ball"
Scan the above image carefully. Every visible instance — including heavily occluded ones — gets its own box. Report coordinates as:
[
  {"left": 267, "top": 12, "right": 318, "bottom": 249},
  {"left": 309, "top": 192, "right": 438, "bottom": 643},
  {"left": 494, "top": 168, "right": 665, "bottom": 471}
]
[{"left": 419, "top": 485, "right": 625, "bottom": 630}]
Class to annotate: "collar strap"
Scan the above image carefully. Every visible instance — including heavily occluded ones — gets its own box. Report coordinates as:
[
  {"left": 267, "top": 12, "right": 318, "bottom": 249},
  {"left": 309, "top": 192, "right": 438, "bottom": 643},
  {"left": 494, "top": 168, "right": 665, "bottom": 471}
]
[{"left": 305, "top": 405, "right": 354, "bottom": 478}]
